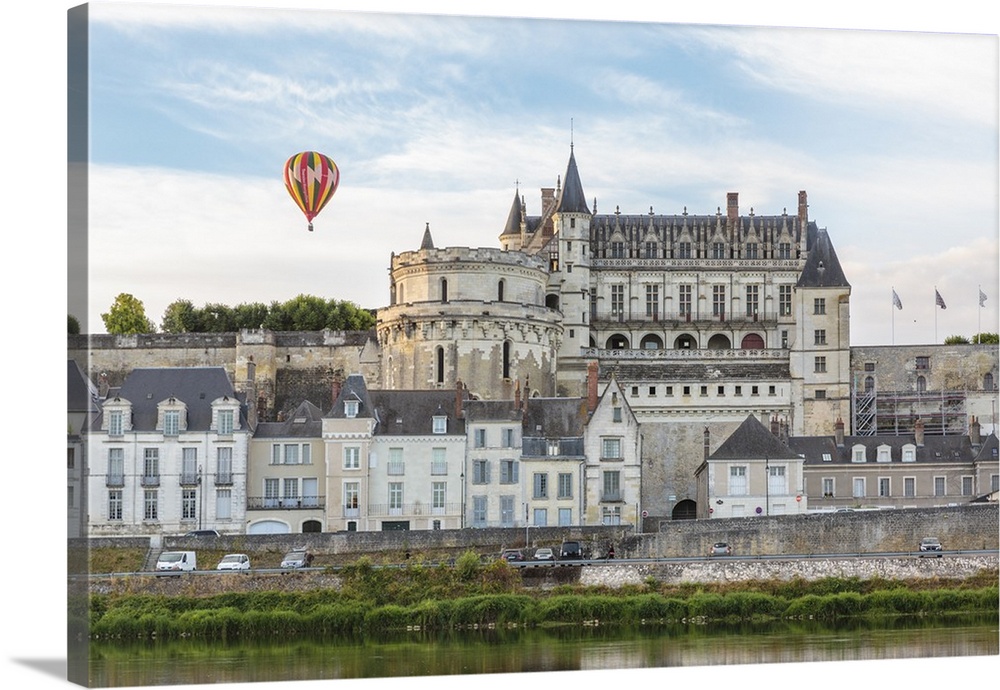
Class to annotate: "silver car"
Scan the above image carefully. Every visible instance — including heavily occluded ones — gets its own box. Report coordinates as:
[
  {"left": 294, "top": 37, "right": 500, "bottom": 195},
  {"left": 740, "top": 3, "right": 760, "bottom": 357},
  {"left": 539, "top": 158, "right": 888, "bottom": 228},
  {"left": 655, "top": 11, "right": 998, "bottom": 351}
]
[
  {"left": 216, "top": 553, "right": 251, "bottom": 571},
  {"left": 918, "top": 537, "right": 943, "bottom": 557}
]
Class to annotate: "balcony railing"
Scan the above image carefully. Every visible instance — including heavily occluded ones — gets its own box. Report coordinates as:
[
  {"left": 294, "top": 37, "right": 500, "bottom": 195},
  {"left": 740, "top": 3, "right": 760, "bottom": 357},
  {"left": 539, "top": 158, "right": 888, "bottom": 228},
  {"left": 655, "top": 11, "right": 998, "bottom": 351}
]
[
  {"left": 601, "top": 491, "right": 623, "bottom": 502},
  {"left": 106, "top": 474, "right": 124, "bottom": 487},
  {"left": 179, "top": 472, "right": 200, "bottom": 486},
  {"left": 247, "top": 496, "right": 324, "bottom": 510},
  {"left": 215, "top": 472, "right": 233, "bottom": 486},
  {"left": 386, "top": 462, "right": 405, "bottom": 476},
  {"left": 367, "top": 502, "right": 462, "bottom": 517},
  {"left": 140, "top": 475, "right": 160, "bottom": 487},
  {"left": 592, "top": 309, "right": 786, "bottom": 326},
  {"left": 430, "top": 461, "right": 448, "bottom": 475}
]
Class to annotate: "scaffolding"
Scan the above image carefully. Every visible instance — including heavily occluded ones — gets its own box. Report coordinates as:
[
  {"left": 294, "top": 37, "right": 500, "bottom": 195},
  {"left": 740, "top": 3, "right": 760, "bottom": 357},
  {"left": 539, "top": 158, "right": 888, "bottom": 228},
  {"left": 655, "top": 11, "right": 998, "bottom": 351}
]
[{"left": 852, "top": 387, "right": 967, "bottom": 437}]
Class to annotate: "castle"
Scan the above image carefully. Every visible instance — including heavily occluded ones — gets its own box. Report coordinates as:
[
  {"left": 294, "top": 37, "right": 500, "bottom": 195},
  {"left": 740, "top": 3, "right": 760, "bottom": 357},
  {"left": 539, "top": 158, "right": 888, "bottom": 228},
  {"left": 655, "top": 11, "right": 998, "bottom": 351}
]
[{"left": 70, "top": 148, "right": 998, "bottom": 533}]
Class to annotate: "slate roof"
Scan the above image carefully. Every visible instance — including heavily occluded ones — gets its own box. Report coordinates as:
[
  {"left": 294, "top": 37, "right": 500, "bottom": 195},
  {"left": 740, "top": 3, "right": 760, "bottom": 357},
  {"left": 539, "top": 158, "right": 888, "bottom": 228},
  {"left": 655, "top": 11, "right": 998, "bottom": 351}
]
[
  {"left": 419, "top": 223, "right": 435, "bottom": 250},
  {"left": 789, "top": 431, "right": 999, "bottom": 465},
  {"left": 522, "top": 397, "right": 589, "bottom": 437},
  {"left": 500, "top": 188, "right": 524, "bottom": 238},
  {"left": 462, "top": 399, "right": 523, "bottom": 423},
  {"left": 797, "top": 227, "right": 850, "bottom": 288},
  {"left": 328, "top": 374, "right": 468, "bottom": 436},
  {"left": 106, "top": 366, "right": 243, "bottom": 432},
  {"left": 327, "top": 374, "right": 376, "bottom": 420},
  {"left": 253, "top": 400, "right": 324, "bottom": 439},
  {"left": 710, "top": 414, "right": 801, "bottom": 460},
  {"left": 555, "top": 147, "right": 591, "bottom": 215},
  {"left": 68, "top": 360, "right": 99, "bottom": 413}
]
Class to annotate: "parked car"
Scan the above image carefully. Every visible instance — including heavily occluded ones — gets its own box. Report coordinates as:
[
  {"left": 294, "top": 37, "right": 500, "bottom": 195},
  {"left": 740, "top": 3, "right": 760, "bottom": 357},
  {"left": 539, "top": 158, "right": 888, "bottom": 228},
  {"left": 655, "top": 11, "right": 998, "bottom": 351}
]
[
  {"left": 280, "top": 549, "right": 314, "bottom": 569},
  {"left": 918, "top": 537, "right": 943, "bottom": 557},
  {"left": 216, "top": 553, "right": 251, "bottom": 571},
  {"left": 184, "top": 529, "right": 220, "bottom": 537},
  {"left": 156, "top": 550, "right": 197, "bottom": 572},
  {"left": 501, "top": 548, "right": 524, "bottom": 562},
  {"left": 709, "top": 542, "right": 732, "bottom": 557},
  {"left": 533, "top": 547, "right": 555, "bottom": 561},
  {"left": 558, "top": 540, "right": 583, "bottom": 560}
]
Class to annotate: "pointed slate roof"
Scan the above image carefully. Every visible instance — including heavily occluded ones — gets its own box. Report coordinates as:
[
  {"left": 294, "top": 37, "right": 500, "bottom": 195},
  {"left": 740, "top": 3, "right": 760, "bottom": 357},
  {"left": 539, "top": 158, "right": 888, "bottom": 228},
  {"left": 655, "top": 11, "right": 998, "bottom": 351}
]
[
  {"left": 554, "top": 147, "right": 591, "bottom": 215},
  {"left": 419, "top": 223, "right": 435, "bottom": 250},
  {"left": 797, "top": 227, "right": 850, "bottom": 288},
  {"left": 710, "top": 414, "right": 801, "bottom": 460},
  {"left": 500, "top": 188, "right": 523, "bottom": 237},
  {"left": 327, "top": 373, "right": 375, "bottom": 420}
]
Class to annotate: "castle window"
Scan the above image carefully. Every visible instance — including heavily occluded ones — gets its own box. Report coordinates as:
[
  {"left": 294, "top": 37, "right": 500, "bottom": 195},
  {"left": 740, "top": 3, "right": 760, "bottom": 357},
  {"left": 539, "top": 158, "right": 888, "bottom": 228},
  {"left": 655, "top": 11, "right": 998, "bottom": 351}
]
[
  {"left": 502, "top": 340, "right": 511, "bottom": 379},
  {"left": 677, "top": 241, "right": 692, "bottom": 259},
  {"left": 433, "top": 416, "right": 447, "bottom": 434},
  {"left": 436, "top": 347, "right": 445, "bottom": 384},
  {"left": 611, "top": 285, "right": 625, "bottom": 319},
  {"left": 814, "top": 329, "right": 826, "bottom": 345},
  {"left": 745, "top": 285, "right": 760, "bottom": 317},
  {"left": 779, "top": 285, "right": 792, "bottom": 316},
  {"left": 644, "top": 241, "right": 657, "bottom": 258},
  {"left": 985, "top": 373, "right": 995, "bottom": 391},
  {"left": 916, "top": 376, "right": 926, "bottom": 392},
  {"left": 678, "top": 284, "right": 692, "bottom": 317},
  {"left": 864, "top": 376, "right": 875, "bottom": 393},
  {"left": 497, "top": 280, "right": 505, "bottom": 302},
  {"left": 645, "top": 284, "right": 660, "bottom": 319},
  {"left": 915, "top": 356, "right": 929, "bottom": 370},
  {"left": 712, "top": 242, "right": 725, "bottom": 259},
  {"left": 813, "top": 298, "right": 826, "bottom": 315},
  {"left": 814, "top": 356, "right": 827, "bottom": 373},
  {"left": 344, "top": 400, "right": 359, "bottom": 418},
  {"left": 815, "top": 389, "right": 826, "bottom": 399},
  {"left": 611, "top": 242, "right": 624, "bottom": 259},
  {"left": 440, "top": 278, "right": 448, "bottom": 303},
  {"left": 768, "top": 385, "right": 776, "bottom": 395},
  {"left": 713, "top": 285, "right": 726, "bottom": 318},
  {"left": 746, "top": 243, "right": 758, "bottom": 259},
  {"left": 778, "top": 242, "right": 791, "bottom": 259}
]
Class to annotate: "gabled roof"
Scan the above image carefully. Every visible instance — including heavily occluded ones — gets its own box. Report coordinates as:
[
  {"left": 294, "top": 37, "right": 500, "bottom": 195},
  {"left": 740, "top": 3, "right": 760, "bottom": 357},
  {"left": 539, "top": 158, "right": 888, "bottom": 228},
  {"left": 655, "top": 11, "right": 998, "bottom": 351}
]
[
  {"left": 554, "top": 147, "right": 591, "bottom": 215},
  {"left": 710, "top": 414, "right": 801, "bottom": 460},
  {"left": 107, "top": 366, "right": 242, "bottom": 432},
  {"left": 254, "top": 400, "right": 324, "bottom": 439},
  {"left": 522, "top": 396, "right": 588, "bottom": 437},
  {"left": 797, "top": 226, "right": 850, "bottom": 288},
  {"left": 327, "top": 374, "right": 375, "bottom": 420}
]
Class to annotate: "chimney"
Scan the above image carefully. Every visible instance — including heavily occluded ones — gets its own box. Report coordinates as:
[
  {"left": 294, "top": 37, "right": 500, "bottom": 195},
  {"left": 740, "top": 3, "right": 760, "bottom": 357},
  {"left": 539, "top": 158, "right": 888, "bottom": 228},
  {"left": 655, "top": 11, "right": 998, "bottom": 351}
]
[
  {"left": 798, "top": 190, "right": 808, "bottom": 227},
  {"left": 834, "top": 417, "right": 845, "bottom": 446},
  {"left": 770, "top": 414, "right": 779, "bottom": 436},
  {"left": 455, "top": 379, "right": 464, "bottom": 420},
  {"left": 970, "top": 415, "right": 981, "bottom": 446},
  {"left": 331, "top": 378, "right": 342, "bottom": 408},
  {"left": 245, "top": 359, "right": 258, "bottom": 429},
  {"left": 726, "top": 192, "right": 739, "bottom": 226},
  {"left": 703, "top": 426, "right": 710, "bottom": 462},
  {"left": 914, "top": 418, "right": 925, "bottom": 447},
  {"left": 586, "top": 361, "right": 599, "bottom": 413},
  {"left": 514, "top": 379, "right": 521, "bottom": 411}
]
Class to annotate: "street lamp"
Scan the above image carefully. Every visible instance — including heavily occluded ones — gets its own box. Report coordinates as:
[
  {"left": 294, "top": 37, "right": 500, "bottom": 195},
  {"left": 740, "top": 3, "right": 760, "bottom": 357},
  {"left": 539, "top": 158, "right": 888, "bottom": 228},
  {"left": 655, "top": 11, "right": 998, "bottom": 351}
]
[{"left": 764, "top": 456, "right": 770, "bottom": 517}]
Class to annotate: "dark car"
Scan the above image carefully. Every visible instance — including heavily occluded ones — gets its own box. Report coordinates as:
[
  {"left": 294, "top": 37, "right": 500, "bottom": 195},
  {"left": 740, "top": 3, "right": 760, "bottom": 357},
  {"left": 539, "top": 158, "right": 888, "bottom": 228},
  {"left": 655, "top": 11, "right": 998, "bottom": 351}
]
[
  {"left": 709, "top": 542, "right": 732, "bottom": 557},
  {"left": 184, "top": 529, "right": 220, "bottom": 537},
  {"left": 918, "top": 537, "right": 943, "bottom": 557},
  {"left": 559, "top": 540, "right": 583, "bottom": 560},
  {"left": 280, "top": 549, "right": 315, "bottom": 569},
  {"left": 500, "top": 548, "right": 524, "bottom": 562}
]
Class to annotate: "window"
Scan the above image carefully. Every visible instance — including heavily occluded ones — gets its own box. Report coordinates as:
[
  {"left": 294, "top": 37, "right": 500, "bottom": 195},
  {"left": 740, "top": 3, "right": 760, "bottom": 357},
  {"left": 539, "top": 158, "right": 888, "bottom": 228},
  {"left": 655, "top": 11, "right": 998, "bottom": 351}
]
[
  {"left": 729, "top": 466, "right": 747, "bottom": 495},
  {"left": 557, "top": 472, "right": 573, "bottom": 499},
  {"left": 344, "top": 400, "right": 359, "bottom": 418},
  {"left": 108, "top": 489, "right": 122, "bottom": 520},
  {"left": 143, "top": 448, "right": 159, "bottom": 485},
  {"left": 815, "top": 389, "right": 826, "bottom": 399},
  {"left": 778, "top": 241, "right": 791, "bottom": 259},
  {"left": 602, "top": 506, "right": 622, "bottom": 525},
  {"left": 991, "top": 475, "right": 999, "bottom": 493},
  {"left": 876, "top": 446, "right": 891, "bottom": 463},
  {"left": 814, "top": 298, "right": 826, "bottom": 315},
  {"left": 852, "top": 477, "right": 866, "bottom": 498},
  {"left": 751, "top": 385, "right": 759, "bottom": 396},
  {"left": 878, "top": 477, "right": 891, "bottom": 497},
  {"left": 902, "top": 445, "right": 916, "bottom": 462},
  {"left": 263, "top": 478, "right": 280, "bottom": 508},
  {"left": 645, "top": 284, "right": 660, "bottom": 319},
  {"left": 734, "top": 385, "right": 742, "bottom": 396},
  {"left": 68, "top": 448, "right": 76, "bottom": 470},
  {"left": 916, "top": 376, "right": 927, "bottom": 393},
  {"left": 433, "top": 482, "right": 446, "bottom": 510},
  {"left": 502, "top": 341, "right": 511, "bottom": 380},
  {"left": 712, "top": 242, "right": 726, "bottom": 259},
  {"left": 718, "top": 385, "right": 726, "bottom": 396},
  {"left": 431, "top": 448, "right": 447, "bottom": 475},
  {"left": 822, "top": 477, "right": 834, "bottom": 498},
  {"left": 611, "top": 241, "right": 625, "bottom": 259},
  {"left": 602, "top": 437, "right": 622, "bottom": 459},
  {"left": 181, "top": 447, "right": 198, "bottom": 483},
  {"left": 961, "top": 476, "right": 973, "bottom": 496},
  {"left": 344, "top": 482, "right": 359, "bottom": 512},
  {"left": 558, "top": 507, "right": 573, "bottom": 526},
  {"left": 436, "top": 347, "right": 445, "bottom": 385},
  {"left": 767, "top": 465, "right": 787, "bottom": 495},
  {"left": 602, "top": 470, "right": 621, "bottom": 501},
  {"left": 779, "top": 285, "right": 792, "bottom": 316},
  {"left": 181, "top": 489, "right": 197, "bottom": 520},
  {"left": 745, "top": 284, "right": 759, "bottom": 317},
  {"left": 144, "top": 489, "right": 158, "bottom": 521},
  {"left": 533, "top": 472, "right": 548, "bottom": 499},
  {"left": 500, "top": 496, "right": 514, "bottom": 527},
  {"left": 474, "top": 428, "right": 486, "bottom": 448},
  {"left": 814, "top": 329, "right": 826, "bottom": 345},
  {"left": 852, "top": 445, "right": 867, "bottom": 463},
  {"left": 701, "top": 385, "right": 709, "bottom": 396},
  {"left": 533, "top": 508, "right": 548, "bottom": 526},
  {"left": 713, "top": 285, "right": 726, "bottom": 317},
  {"left": 217, "top": 409, "right": 234, "bottom": 435},
  {"left": 473, "top": 459, "right": 490, "bottom": 484},
  {"left": 781, "top": 330, "right": 788, "bottom": 348},
  {"left": 865, "top": 376, "right": 875, "bottom": 393},
  {"left": 904, "top": 477, "right": 916, "bottom": 497},
  {"left": 68, "top": 486, "right": 74, "bottom": 508},
  {"left": 984, "top": 373, "right": 995, "bottom": 391},
  {"left": 933, "top": 476, "right": 946, "bottom": 497},
  {"left": 389, "top": 482, "right": 403, "bottom": 511},
  {"left": 497, "top": 279, "right": 505, "bottom": 301},
  {"left": 387, "top": 447, "right": 404, "bottom": 476},
  {"left": 433, "top": 416, "right": 447, "bottom": 434},
  {"left": 612, "top": 406, "right": 622, "bottom": 422},
  {"left": 472, "top": 496, "right": 487, "bottom": 527},
  {"left": 108, "top": 410, "right": 124, "bottom": 436},
  {"left": 611, "top": 285, "right": 624, "bottom": 318},
  {"left": 108, "top": 448, "right": 124, "bottom": 486},
  {"left": 502, "top": 428, "right": 515, "bottom": 448},
  {"left": 343, "top": 446, "right": 360, "bottom": 469},
  {"left": 768, "top": 385, "right": 776, "bottom": 396},
  {"left": 677, "top": 241, "right": 692, "bottom": 258},
  {"left": 284, "top": 444, "right": 300, "bottom": 465},
  {"left": 915, "top": 356, "right": 929, "bottom": 370},
  {"left": 500, "top": 459, "right": 518, "bottom": 484},
  {"left": 164, "top": 410, "right": 180, "bottom": 436},
  {"left": 440, "top": 278, "right": 448, "bottom": 303},
  {"left": 677, "top": 284, "right": 691, "bottom": 316},
  {"left": 814, "top": 356, "right": 827, "bottom": 373},
  {"left": 215, "top": 489, "right": 233, "bottom": 520},
  {"left": 864, "top": 362, "right": 876, "bottom": 372},
  {"left": 745, "top": 242, "right": 758, "bottom": 259},
  {"left": 547, "top": 440, "right": 560, "bottom": 456},
  {"left": 645, "top": 241, "right": 658, "bottom": 259}
]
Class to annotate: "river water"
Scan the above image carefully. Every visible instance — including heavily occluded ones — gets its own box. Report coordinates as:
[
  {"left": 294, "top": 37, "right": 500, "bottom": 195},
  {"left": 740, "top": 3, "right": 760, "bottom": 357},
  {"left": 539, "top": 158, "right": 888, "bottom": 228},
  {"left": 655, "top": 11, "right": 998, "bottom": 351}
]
[{"left": 87, "top": 615, "right": 998, "bottom": 688}]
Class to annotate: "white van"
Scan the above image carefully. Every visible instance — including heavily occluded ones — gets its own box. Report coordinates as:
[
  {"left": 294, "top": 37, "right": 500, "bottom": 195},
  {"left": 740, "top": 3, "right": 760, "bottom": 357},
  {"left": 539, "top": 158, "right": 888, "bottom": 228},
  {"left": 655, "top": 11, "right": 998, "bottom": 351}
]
[{"left": 155, "top": 550, "right": 197, "bottom": 572}]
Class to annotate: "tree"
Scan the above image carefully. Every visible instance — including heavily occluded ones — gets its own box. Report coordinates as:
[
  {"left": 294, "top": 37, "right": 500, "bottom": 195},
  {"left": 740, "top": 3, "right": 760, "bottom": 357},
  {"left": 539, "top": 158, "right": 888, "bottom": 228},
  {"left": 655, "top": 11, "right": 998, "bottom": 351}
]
[
  {"left": 68, "top": 314, "right": 80, "bottom": 334},
  {"left": 101, "top": 293, "right": 154, "bottom": 334},
  {"left": 944, "top": 335, "right": 970, "bottom": 344},
  {"left": 161, "top": 299, "right": 199, "bottom": 333}
]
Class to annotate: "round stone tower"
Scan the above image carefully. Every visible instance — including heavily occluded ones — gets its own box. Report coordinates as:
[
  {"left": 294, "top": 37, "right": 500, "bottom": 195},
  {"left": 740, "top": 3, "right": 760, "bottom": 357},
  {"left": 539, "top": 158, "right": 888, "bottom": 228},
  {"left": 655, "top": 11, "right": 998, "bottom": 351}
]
[{"left": 376, "top": 225, "right": 562, "bottom": 399}]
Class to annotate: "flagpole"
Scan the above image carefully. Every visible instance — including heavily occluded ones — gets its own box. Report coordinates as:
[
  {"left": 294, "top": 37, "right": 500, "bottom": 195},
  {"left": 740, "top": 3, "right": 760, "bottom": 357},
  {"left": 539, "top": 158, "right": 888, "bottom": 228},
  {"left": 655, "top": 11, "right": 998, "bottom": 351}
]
[
  {"left": 891, "top": 287, "right": 895, "bottom": 345},
  {"left": 978, "top": 284, "right": 981, "bottom": 342},
  {"left": 934, "top": 286, "right": 938, "bottom": 344}
]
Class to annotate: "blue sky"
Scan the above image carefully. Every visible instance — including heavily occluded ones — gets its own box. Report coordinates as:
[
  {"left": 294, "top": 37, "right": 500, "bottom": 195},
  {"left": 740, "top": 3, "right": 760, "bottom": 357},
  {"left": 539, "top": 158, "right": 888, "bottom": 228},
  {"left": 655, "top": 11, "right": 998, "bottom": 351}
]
[{"left": 71, "top": 2, "right": 998, "bottom": 347}]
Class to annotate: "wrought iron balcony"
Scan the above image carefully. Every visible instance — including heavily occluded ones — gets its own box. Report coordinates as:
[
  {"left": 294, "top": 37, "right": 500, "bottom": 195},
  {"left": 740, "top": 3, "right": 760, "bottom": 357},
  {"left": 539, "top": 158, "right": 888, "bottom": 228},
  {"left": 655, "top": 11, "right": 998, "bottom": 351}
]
[
  {"left": 247, "top": 496, "right": 324, "bottom": 510},
  {"left": 215, "top": 472, "right": 233, "bottom": 486},
  {"left": 140, "top": 475, "right": 160, "bottom": 487},
  {"left": 179, "top": 472, "right": 200, "bottom": 486},
  {"left": 106, "top": 474, "right": 124, "bottom": 487}
]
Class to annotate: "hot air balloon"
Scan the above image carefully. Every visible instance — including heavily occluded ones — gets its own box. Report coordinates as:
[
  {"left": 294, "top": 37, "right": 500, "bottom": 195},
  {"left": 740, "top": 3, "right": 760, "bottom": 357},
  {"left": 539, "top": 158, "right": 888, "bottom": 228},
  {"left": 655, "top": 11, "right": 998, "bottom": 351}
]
[{"left": 283, "top": 151, "right": 340, "bottom": 231}]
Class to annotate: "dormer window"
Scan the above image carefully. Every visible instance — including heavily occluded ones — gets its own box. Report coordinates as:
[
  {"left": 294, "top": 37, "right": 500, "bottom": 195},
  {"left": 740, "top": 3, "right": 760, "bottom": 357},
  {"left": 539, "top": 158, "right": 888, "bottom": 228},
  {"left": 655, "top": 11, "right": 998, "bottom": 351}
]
[
  {"left": 217, "top": 409, "right": 234, "bottom": 435},
  {"left": 158, "top": 397, "right": 188, "bottom": 436},
  {"left": 163, "top": 410, "right": 180, "bottom": 436},
  {"left": 432, "top": 416, "right": 447, "bottom": 434},
  {"left": 108, "top": 410, "right": 124, "bottom": 436},
  {"left": 851, "top": 445, "right": 867, "bottom": 463},
  {"left": 902, "top": 445, "right": 916, "bottom": 462},
  {"left": 345, "top": 400, "right": 359, "bottom": 418},
  {"left": 876, "top": 445, "right": 891, "bottom": 463}
]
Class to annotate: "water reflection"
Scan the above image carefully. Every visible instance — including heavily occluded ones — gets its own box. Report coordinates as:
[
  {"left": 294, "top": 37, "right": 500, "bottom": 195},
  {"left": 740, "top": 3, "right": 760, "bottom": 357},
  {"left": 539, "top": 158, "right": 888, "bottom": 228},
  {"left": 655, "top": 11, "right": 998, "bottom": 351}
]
[{"left": 88, "top": 615, "right": 998, "bottom": 688}]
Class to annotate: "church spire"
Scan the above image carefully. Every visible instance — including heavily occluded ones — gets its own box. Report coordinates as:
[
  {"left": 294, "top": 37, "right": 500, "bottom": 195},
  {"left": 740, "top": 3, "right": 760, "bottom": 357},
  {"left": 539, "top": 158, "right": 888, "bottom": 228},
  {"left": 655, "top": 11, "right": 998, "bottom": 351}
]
[{"left": 555, "top": 146, "right": 590, "bottom": 215}]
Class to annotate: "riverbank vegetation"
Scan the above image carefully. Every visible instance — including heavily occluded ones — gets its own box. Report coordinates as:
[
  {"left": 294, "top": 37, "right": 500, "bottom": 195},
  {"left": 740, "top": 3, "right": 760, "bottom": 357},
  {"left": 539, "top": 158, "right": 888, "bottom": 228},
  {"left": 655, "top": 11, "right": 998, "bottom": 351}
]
[{"left": 89, "top": 553, "right": 999, "bottom": 640}]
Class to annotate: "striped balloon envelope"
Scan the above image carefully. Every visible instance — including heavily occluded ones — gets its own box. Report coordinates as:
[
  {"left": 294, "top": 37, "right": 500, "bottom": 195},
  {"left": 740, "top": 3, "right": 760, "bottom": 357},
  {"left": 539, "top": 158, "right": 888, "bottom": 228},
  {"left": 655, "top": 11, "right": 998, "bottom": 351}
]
[{"left": 283, "top": 151, "right": 340, "bottom": 231}]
